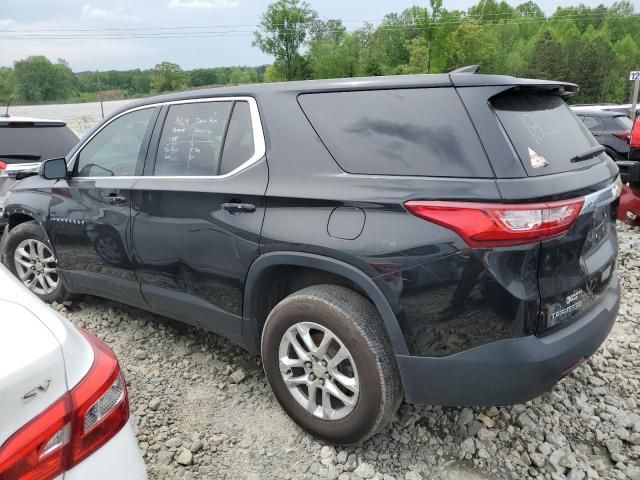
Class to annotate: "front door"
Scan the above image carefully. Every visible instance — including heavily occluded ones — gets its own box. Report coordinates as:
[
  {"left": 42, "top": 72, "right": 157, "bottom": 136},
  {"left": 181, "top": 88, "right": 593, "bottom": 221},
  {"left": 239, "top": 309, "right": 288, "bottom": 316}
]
[
  {"left": 49, "top": 107, "right": 158, "bottom": 306},
  {"left": 131, "top": 98, "right": 267, "bottom": 338}
]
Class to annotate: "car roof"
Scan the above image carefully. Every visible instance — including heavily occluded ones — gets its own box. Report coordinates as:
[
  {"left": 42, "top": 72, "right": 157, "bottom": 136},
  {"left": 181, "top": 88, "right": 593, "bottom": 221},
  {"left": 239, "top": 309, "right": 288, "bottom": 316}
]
[
  {"left": 115, "top": 73, "right": 577, "bottom": 116},
  {"left": 0, "top": 115, "right": 67, "bottom": 126}
]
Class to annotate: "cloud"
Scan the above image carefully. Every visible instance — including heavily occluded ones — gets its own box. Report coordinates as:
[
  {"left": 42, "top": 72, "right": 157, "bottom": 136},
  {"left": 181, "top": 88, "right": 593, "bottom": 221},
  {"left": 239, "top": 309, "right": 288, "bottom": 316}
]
[
  {"left": 0, "top": 19, "right": 16, "bottom": 29},
  {"left": 167, "top": 0, "right": 239, "bottom": 10},
  {"left": 81, "top": 4, "right": 140, "bottom": 21}
]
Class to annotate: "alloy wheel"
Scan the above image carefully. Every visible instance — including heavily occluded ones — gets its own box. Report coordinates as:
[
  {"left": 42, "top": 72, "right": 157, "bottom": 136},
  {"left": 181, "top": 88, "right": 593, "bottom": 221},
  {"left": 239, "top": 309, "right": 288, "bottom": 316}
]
[
  {"left": 278, "top": 321, "right": 359, "bottom": 421},
  {"left": 13, "top": 239, "right": 59, "bottom": 295}
]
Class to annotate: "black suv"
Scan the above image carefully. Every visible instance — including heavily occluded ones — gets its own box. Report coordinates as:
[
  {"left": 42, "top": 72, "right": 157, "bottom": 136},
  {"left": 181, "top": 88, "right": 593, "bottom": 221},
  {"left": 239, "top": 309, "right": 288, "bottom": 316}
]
[{"left": 0, "top": 73, "right": 621, "bottom": 444}]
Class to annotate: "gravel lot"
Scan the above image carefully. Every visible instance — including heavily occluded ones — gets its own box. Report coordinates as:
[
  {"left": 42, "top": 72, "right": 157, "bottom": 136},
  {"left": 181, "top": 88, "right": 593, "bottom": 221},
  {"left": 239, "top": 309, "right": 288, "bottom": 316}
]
[{"left": 56, "top": 224, "right": 640, "bottom": 480}]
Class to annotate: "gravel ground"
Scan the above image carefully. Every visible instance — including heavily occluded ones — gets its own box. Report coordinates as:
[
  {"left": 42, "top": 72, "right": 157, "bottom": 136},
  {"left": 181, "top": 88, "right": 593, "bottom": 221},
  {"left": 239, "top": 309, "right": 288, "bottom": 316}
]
[{"left": 56, "top": 224, "right": 640, "bottom": 480}]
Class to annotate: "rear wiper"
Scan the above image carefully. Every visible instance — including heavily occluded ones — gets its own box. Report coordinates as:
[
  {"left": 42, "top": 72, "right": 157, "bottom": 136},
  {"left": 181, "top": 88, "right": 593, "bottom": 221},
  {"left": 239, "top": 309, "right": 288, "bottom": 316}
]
[
  {"left": 0, "top": 153, "right": 42, "bottom": 160},
  {"left": 570, "top": 145, "right": 605, "bottom": 163}
]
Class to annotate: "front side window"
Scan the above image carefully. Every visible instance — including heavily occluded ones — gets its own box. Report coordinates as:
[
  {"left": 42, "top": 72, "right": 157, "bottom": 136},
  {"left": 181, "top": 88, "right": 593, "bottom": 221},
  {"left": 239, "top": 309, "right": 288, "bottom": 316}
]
[
  {"left": 155, "top": 102, "right": 233, "bottom": 176},
  {"left": 75, "top": 108, "right": 155, "bottom": 177}
]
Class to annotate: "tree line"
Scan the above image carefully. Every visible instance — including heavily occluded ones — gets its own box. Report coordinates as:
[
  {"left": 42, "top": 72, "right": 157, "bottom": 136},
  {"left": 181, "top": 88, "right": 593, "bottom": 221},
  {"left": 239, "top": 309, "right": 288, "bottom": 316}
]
[
  {"left": 1, "top": 0, "right": 638, "bottom": 105},
  {"left": 254, "top": 0, "right": 640, "bottom": 103},
  {"left": 0, "top": 58, "right": 266, "bottom": 104}
]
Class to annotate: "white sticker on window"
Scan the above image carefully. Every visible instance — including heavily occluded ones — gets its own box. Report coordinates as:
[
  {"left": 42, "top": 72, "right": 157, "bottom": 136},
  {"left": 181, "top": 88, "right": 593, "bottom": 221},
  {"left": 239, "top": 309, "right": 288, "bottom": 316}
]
[{"left": 528, "top": 147, "right": 549, "bottom": 168}]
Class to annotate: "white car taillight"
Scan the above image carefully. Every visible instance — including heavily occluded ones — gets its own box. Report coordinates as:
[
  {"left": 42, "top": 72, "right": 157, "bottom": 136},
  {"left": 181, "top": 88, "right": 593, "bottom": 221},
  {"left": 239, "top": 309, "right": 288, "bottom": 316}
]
[{"left": 0, "top": 331, "right": 129, "bottom": 480}]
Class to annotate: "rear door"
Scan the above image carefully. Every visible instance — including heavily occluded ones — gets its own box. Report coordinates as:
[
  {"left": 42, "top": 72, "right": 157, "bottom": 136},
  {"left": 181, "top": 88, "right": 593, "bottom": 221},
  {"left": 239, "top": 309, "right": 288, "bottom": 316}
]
[
  {"left": 131, "top": 98, "right": 267, "bottom": 339},
  {"left": 49, "top": 107, "right": 158, "bottom": 306},
  {"left": 459, "top": 85, "right": 620, "bottom": 333}
]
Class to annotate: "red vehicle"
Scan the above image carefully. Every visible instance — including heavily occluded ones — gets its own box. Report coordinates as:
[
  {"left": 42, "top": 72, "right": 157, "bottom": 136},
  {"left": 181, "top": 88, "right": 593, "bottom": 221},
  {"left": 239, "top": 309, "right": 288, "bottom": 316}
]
[{"left": 617, "top": 118, "right": 640, "bottom": 226}]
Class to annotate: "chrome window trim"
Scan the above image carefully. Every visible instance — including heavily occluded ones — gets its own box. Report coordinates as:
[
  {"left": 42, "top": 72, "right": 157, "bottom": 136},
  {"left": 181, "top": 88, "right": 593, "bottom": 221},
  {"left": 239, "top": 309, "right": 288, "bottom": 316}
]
[
  {"left": 580, "top": 176, "right": 622, "bottom": 215},
  {"left": 68, "top": 96, "right": 266, "bottom": 180}
]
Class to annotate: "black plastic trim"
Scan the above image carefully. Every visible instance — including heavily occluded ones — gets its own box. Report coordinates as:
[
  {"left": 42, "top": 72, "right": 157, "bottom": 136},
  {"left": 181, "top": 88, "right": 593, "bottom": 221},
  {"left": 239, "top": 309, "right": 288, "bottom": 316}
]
[{"left": 242, "top": 251, "right": 410, "bottom": 356}]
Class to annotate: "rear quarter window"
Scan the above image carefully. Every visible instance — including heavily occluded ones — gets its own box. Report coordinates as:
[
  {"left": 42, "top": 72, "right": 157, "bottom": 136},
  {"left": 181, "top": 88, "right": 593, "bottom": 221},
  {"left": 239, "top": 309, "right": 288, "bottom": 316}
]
[
  {"left": 491, "top": 92, "right": 603, "bottom": 177},
  {"left": 298, "top": 88, "right": 494, "bottom": 178}
]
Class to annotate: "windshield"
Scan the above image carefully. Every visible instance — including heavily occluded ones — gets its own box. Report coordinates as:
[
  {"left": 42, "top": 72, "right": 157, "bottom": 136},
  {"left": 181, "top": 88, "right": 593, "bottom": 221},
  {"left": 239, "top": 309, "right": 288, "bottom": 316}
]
[{"left": 491, "top": 92, "right": 603, "bottom": 177}]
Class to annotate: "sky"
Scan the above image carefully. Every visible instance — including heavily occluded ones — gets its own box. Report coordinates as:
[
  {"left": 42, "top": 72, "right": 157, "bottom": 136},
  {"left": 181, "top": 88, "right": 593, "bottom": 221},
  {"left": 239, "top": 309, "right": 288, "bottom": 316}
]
[{"left": 0, "top": 0, "right": 637, "bottom": 72}]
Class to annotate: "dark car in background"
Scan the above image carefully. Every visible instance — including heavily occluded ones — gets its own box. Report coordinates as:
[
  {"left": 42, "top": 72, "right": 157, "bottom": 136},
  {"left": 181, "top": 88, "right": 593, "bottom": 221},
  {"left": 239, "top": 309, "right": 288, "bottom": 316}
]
[
  {"left": 0, "top": 72, "right": 621, "bottom": 444},
  {"left": 572, "top": 107, "right": 634, "bottom": 160},
  {"left": 0, "top": 116, "right": 78, "bottom": 229}
]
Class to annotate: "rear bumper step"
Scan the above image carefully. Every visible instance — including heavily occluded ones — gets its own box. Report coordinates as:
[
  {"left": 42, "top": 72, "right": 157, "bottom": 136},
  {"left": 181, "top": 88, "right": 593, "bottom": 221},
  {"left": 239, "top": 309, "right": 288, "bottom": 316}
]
[{"left": 396, "top": 275, "right": 619, "bottom": 406}]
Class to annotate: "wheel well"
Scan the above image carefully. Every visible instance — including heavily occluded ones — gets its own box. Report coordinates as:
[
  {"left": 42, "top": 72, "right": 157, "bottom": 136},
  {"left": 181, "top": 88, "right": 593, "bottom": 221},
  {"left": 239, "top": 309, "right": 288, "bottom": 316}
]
[
  {"left": 250, "top": 265, "right": 368, "bottom": 338},
  {"left": 8, "top": 213, "right": 35, "bottom": 230}
]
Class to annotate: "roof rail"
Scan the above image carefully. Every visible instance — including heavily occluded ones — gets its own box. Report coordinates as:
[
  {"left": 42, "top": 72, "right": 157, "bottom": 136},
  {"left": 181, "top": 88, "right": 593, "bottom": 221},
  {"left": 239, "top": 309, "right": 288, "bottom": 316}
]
[{"left": 449, "top": 65, "right": 480, "bottom": 74}]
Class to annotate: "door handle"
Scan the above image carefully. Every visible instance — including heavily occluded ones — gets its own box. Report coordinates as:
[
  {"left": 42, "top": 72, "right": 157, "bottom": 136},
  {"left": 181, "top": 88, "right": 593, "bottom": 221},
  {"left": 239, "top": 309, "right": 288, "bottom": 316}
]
[
  {"left": 221, "top": 202, "right": 256, "bottom": 214},
  {"left": 105, "top": 195, "right": 127, "bottom": 205}
]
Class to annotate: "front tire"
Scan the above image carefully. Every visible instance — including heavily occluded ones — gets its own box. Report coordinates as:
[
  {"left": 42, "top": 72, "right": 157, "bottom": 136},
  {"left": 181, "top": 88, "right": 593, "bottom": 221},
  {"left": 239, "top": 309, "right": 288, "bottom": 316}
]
[
  {"left": 1, "top": 221, "right": 70, "bottom": 304},
  {"left": 261, "top": 285, "right": 403, "bottom": 445}
]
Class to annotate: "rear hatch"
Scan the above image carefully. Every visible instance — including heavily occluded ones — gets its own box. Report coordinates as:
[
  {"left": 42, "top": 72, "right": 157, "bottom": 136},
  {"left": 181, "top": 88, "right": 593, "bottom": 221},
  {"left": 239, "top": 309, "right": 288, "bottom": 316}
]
[{"left": 456, "top": 78, "right": 620, "bottom": 333}]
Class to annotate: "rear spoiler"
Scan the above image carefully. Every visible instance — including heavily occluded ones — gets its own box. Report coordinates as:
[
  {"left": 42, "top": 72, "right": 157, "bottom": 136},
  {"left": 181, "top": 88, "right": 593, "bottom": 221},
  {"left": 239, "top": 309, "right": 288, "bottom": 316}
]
[{"left": 449, "top": 66, "right": 578, "bottom": 98}]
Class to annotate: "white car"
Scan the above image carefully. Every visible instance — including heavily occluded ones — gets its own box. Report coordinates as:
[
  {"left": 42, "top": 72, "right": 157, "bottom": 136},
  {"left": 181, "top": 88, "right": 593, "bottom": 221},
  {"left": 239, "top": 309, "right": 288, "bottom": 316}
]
[{"left": 0, "top": 264, "right": 147, "bottom": 480}]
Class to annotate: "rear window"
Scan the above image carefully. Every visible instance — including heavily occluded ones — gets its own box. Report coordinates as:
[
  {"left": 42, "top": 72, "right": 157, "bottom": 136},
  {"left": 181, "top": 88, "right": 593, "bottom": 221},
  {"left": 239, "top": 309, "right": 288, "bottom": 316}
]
[
  {"left": 298, "top": 88, "right": 493, "bottom": 178},
  {"left": 610, "top": 115, "right": 633, "bottom": 131},
  {"left": 0, "top": 125, "right": 77, "bottom": 163},
  {"left": 491, "top": 92, "right": 603, "bottom": 176}
]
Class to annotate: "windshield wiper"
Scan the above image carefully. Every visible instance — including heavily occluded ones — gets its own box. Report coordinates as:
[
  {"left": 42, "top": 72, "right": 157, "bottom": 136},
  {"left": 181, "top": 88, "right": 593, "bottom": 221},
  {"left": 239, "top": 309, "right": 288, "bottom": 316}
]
[
  {"left": 570, "top": 145, "right": 605, "bottom": 163},
  {"left": 0, "top": 153, "right": 42, "bottom": 160}
]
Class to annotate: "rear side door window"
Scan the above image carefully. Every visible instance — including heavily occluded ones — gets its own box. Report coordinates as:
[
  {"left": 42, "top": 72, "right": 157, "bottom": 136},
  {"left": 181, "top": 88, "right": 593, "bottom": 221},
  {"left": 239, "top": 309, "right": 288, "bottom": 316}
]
[
  {"left": 153, "top": 100, "right": 256, "bottom": 177},
  {"left": 75, "top": 108, "right": 155, "bottom": 177},
  {"left": 219, "top": 101, "right": 255, "bottom": 175},
  {"left": 154, "top": 101, "right": 233, "bottom": 176}
]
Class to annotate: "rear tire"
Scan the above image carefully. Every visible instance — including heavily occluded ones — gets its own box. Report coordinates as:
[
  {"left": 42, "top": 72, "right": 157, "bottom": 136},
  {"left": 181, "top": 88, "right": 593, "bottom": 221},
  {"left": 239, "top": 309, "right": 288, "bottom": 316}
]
[
  {"left": 261, "top": 284, "right": 403, "bottom": 445},
  {"left": 1, "top": 221, "right": 70, "bottom": 304}
]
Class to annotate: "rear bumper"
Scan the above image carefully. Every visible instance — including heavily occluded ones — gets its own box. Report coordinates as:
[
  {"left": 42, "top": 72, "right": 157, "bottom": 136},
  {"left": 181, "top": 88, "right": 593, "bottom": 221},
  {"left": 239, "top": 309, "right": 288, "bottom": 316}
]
[
  {"left": 396, "top": 275, "right": 619, "bottom": 406},
  {"left": 63, "top": 423, "right": 147, "bottom": 480}
]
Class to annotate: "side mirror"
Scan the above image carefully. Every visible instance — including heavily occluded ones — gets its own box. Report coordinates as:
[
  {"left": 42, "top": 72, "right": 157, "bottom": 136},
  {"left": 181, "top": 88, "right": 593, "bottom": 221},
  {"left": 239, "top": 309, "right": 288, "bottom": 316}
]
[{"left": 40, "top": 158, "right": 68, "bottom": 180}]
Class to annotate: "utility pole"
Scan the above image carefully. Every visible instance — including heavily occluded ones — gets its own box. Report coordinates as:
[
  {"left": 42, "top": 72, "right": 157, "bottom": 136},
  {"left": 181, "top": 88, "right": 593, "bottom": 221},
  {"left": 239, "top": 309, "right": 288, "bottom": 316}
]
[
  {"left": 631, "top": 77, "right": 639, "bottom": 123},
  {"left": 96, "top": 69, "right": 105, "bottom": 119}
]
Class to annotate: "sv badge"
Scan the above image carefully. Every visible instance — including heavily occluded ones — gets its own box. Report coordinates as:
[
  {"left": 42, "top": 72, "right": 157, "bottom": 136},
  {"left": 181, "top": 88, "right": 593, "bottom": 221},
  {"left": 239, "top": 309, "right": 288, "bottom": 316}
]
[{"left": 23, "top": 379, "right": 52, "bottom": 402}]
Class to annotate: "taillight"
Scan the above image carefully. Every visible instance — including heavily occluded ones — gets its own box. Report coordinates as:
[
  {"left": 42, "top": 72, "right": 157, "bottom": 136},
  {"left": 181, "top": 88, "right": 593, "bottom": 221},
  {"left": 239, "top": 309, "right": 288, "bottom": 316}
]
[
  {"left": 0, "top": 331, "right": 129, "bottom": 480},
  {"left": 631, "top": 120, "right": 640, "bottom": 148},
  {"left": 404, "top": 198, "right": 584, "bottom": 248},
  {"left": 0, "top": 161, "right": 7, "bottom": 171},
  {"left": 613, "top": 131, "right": 630, "bottom": 142}
]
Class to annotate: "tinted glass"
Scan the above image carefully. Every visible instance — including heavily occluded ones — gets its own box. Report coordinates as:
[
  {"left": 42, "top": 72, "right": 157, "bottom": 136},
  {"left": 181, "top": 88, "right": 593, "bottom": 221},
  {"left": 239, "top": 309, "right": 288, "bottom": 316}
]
[
  {"left": 298, "top": 88, "right": 493, "bottom": 178},
  {"left": 611, "top": 115, "right": 633, "bottom": 131},
  {"left": 76, "top": 108, "right": 154, "bottom": 177},
  {"left": 579, "top": 116, "right": 603, "bottom": 131},
  {"left": 155, "top": 102, "right": 232, "bottom": 176},
  {"left": 0, "top": 125, "right": 77, "bottom": 164},
  {"left": 219, "top": 102, "right": 255, "bottom": 175},
  {"left": 492, "top": 92, "right": 601, "bottom": 177}
]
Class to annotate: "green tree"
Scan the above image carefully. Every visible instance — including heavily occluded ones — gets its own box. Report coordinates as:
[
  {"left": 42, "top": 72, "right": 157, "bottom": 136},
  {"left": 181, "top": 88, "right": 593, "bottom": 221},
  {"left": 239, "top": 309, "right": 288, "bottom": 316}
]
[
  {"left": 0, "top": 67, "right": 16, "bottom": 104},
  {"left": 189, "top": 68, "right": 219, "bottom": 87},
  {"left": 253, "top": 0, "right": 317, "bottom": 80},
  {"left": 13, "top": 56, "right": 76, "bottom": 102},
  {"left": 526, "top": 30, "right": 568, "bottom": 81},
  {"left": 151, "top": 62, "right": 187, "bottom": 93}
]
